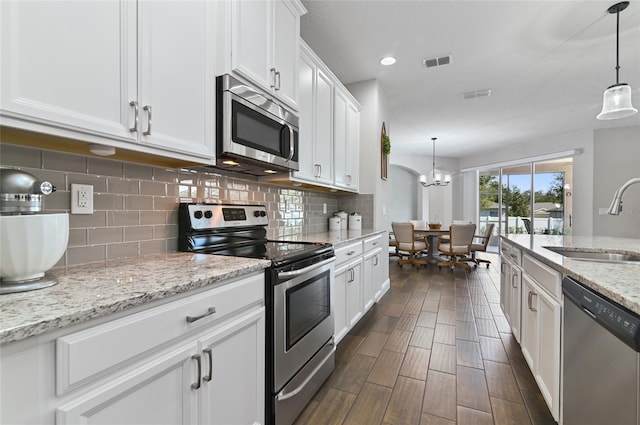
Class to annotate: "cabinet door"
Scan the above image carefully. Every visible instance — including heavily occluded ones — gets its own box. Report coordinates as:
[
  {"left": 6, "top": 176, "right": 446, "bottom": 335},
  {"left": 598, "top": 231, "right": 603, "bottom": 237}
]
[
  {"left": 57, "top": 344, "right": 198, "bottom": 425},
  {"left": 509, "top": 264, "right": 522, "bottom": 343},
  {"left": 229, "top": 0, "right": 271, "bottom": 91},
  {"left": 346, "top": 260, "right": 363, "bottom": 328},
  {"left": 272, "top": 0, "right": 299, "bottom": 108},
  {"left": 138, "top": 0, "right": 215, "bottom": 159},
  {"left": 363, "top": 248, "right": 382, "bottom": 312},
  {"left": 499, "top": 258, "right": 511, "bottom": 323},
  {"left": 294, "top": 51, "right": 316, "bottom": 181},
  {"left": 0, "top": 0, "right": 136, "bottom": 141},
  {"left": 198, "top": 308, "right": 265, "bottom": 425},
  {"left": 314, "top": 69, "right": 334, "bottom": 185},
  {"left": 333, "top": 90, "right": 348, "bottom": 188},
  {"left": 345, "top": 101, "right": 360, "bottom": 190},
  {"left": 520, "top": 275, "right": 538, "bottom": 373},
  {"left": 333, "top": 265, "right": 349, "bottom": 344},
  {"left": 534, "top": 287, "right": 560, "bottom": 421}
]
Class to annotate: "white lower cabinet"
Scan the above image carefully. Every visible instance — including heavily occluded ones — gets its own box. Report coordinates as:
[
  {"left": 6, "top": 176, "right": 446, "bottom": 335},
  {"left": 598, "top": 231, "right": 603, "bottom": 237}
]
[
  {"left": 363, "top": 248, "right": 382, "bottom": 312},
  {"left": 332, "top": 233, "right": 388, "bottom": 344},
  {"left": 520, "top": 257, "right": 561, "bottom": 422},
  {"left": 1, "top": 272, "right": 265, "bottom": 425},
  {"left": 197, "top": 308, "right": 265, "bottom": 425},
  {"left": 334, "top": 257, "right": 363, "bottom": 343},
  {"left": 56, "top": 343, "right": 199, "bottom": 424},
  {"left": 500, "top": 240, "right": 522, "bottom": 342}
]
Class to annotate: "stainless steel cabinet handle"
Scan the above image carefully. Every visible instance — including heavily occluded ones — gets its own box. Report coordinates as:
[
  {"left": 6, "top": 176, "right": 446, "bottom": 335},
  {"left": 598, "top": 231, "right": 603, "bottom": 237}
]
[
  {"left": 511, "top": 273, "right": 518, "bottom": 288},
  {"left": 270, "top": 68, "right": 276, "bottom": 89},
  {"left": 374, "top": 255, "right": 379, "bottom": 266},
  {"left": 142, "top": 105, "right": 152, "bottom": 135},
  {"left": 527, "top": 291, "right": 538, "bottom": 312},
  {"left": 203, "top": 348, "right": 212, "bottom": 382},
  {"left": 129, "top": 100, "right": 138, "bottom": 133},
  {"left": 186, "top": 307, "right": 216, "bottom": 323},
  {"left": 191, "top": 354, "right": 201, "bottom": 390},
  {"left": 347, "top": 251, "right": 355, "bottom": 256},
  {"left": 275, "top": 70, "right": 281, "bottom": 90},
  {"left": 501, "top": 263, "right": 505, "bottom": 274}
]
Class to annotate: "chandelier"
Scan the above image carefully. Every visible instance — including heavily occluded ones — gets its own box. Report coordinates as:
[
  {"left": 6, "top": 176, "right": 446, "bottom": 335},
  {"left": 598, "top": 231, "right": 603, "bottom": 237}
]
[
  {"left": 597, "top": 1, "right": 637, "bottom": 120},
  {"left": 419, "top": 137, "right": 451, "bottom": 187}
]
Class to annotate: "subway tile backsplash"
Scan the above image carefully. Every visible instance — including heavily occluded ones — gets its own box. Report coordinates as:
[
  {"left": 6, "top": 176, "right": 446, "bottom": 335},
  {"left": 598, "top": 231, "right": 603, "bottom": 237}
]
[{"left": 1, "top": 143, "right": 374, "bottom": 267}]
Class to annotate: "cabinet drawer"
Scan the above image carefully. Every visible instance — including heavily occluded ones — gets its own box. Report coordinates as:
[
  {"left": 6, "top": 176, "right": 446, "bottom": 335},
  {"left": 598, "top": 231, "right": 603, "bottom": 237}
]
[
  {"left": 56, "top": 272, "right": 264, "bottom": 395},
  {"left": 334, "top": 241, "right": 363, "bottom": 266},
  {"left": 364, "top": 234, "right": 384, "bottom": 252},
  {"left": 501, "top": 241, "right": 522, "bottom": 266},
  {"left": 523, "top": 254, "right": 561, "bottom": 300}
]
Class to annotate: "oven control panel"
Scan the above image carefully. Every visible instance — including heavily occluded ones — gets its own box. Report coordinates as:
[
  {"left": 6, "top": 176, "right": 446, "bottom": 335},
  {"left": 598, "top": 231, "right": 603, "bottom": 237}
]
[{"left": 183, "top": 204, "right": 268, "bottom": 230}]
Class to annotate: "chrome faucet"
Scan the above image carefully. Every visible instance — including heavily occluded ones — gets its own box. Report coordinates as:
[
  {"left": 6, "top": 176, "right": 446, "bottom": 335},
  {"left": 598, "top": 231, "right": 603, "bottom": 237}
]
[{"left": 607, "top": 177, "right": 640, "bottom": 215}]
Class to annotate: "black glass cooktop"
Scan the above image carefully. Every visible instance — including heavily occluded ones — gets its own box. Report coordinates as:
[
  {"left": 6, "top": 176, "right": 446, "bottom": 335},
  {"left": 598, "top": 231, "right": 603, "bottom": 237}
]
[{"left": 196, "top": 239, "right": 332, "bottom": 266}]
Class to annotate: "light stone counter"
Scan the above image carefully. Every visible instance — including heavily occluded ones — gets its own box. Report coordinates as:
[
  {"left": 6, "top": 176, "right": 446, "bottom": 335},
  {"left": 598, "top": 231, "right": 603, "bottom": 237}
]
[
  {"left": 276, "top": 228, "right": 386, "bottom": 247},
  {"left": 0, "top": 253, "right": 270, "bottom": 344},
  {"left": 502, "top": 235, "right": 640, "bottom": 314}
]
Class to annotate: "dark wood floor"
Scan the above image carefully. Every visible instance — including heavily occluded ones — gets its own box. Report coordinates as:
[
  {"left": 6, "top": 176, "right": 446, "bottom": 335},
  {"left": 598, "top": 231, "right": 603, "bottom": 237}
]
[{"left": 293, "top": 254, "right": 557, "bottom": 425}]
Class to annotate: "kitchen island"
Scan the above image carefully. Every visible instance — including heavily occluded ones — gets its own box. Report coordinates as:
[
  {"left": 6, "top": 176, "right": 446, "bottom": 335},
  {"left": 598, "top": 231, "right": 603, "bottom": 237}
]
[{"left": 502, "top": 234, "right": 640, "bottom": 314}]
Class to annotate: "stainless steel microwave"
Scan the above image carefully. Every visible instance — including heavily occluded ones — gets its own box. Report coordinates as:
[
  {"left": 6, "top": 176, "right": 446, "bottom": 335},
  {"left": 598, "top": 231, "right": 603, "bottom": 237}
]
[{"left": 215, "top": 74, "right": 299, "bottom": 175}]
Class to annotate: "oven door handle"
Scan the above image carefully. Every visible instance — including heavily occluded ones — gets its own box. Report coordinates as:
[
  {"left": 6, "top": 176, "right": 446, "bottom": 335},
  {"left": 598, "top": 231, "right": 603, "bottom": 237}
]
[
  {"left": 275, "top": 339, "right": 335, "bottom": 402},
  {"left": 277, "top": 257, "right": 335, "bottom": 279}
]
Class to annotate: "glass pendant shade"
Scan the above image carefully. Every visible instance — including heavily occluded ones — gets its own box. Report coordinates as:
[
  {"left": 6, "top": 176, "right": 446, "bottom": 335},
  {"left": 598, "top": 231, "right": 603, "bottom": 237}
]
[{"left": 597, "top": 83, "right": 638, "bottom": 120}]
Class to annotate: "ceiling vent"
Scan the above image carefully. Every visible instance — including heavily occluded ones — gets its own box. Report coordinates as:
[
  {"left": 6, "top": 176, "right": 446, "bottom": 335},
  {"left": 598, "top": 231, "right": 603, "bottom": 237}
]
[
  {"left": 423, "top": 55, "right": 452, "bottom": 68},
  {"left": 463, "top": 89, "right": 492, "bottom": 100}
]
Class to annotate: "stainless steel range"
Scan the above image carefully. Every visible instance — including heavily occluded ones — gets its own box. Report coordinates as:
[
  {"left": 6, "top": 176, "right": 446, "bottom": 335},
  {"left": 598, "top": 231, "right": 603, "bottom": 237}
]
[{"left": 178, "top": 203, "right": 335, "bottom": 425}]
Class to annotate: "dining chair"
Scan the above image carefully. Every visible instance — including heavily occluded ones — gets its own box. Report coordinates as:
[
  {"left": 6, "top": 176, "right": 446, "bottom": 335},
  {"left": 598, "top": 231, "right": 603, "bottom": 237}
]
[
  {"left": 437, "top": 223, "right": 476, "bottom": 270},
  {"left": 391, "top": 222, "right": 428, "bottom": 267},
  {"left": 522, "top": 218, "right": 532, "bottom": 234},
  {"left": 388, "top": 231, "right": 399, "bottom": 258},
  {"left": 470, "top": 223, "right": 495, "bottom": 268}
]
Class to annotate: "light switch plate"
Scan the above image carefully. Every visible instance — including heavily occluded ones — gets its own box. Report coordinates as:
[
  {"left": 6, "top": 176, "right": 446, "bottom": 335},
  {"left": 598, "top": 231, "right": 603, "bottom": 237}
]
[{"left": 71, "top": 184, "right": 93, "bottom": 214}]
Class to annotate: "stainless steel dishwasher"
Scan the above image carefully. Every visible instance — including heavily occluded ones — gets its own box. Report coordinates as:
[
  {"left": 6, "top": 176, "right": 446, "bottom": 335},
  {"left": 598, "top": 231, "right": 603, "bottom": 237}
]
[{"left": 562, "top": 276, "right": 640, "bottom": 425}]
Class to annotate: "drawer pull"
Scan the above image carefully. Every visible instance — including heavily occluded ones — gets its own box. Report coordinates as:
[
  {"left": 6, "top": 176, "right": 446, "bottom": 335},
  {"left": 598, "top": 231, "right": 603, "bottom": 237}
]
[
  {"left": 186, "top": 307, "right": 216, "bottom": 323},
  {"left": 372, "top": 242, "right": 378, "bottom": 246},
  {"left": 347, "top": 251, "right": 355, "bottom": 256},
  {"left": 191, "top": 354, "right": 201, "bottom": 390},
  {"left": 203, "top": 348, "right": 213, "bottom": 382}
]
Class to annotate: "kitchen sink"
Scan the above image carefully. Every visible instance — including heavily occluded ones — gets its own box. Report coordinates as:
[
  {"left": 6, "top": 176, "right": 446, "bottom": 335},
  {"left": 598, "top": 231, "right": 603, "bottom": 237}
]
[{"left": 544, "top": 247, "right": 640, "bottom": 264}]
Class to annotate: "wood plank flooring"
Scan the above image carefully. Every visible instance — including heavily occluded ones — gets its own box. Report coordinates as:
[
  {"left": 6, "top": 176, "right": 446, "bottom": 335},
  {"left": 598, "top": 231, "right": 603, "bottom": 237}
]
[{"left": 293, "top": 254, "right": 557, "bottom": 425}]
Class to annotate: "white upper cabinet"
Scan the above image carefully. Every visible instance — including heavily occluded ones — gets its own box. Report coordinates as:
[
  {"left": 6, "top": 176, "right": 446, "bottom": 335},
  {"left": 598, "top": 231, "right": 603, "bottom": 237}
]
[
  {"left": 333, "top": 88, "right": 360, "bottom": 191},
  {"left": 136, "top": 1, "right": 216, "bottom": 159},
  {"left": 0, "top": 0, "right": 216, "bottom": 163},
  {"left": 293, "top": 46, "right": 334, "bottom": 185},
  {"left": 226, "top": 0, "right": 306, "bottom": 110},
  {"left": 0, "top": 1, "right": 137, "bottom": 141}
]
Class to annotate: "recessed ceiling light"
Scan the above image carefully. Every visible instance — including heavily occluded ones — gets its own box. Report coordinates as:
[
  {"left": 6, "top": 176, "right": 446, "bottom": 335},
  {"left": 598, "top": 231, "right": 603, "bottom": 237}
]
[{"left": 380, "top": 56, "right": 396, "bottom": 66}]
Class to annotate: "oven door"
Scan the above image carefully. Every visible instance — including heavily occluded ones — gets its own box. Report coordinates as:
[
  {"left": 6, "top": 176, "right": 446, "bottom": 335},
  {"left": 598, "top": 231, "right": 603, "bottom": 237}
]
[
  {"left": 219, "top": 87, "right": 299, "bottom": 171},
  {"left": 273, "top": 256, "right": 334, "bottom": 391}
]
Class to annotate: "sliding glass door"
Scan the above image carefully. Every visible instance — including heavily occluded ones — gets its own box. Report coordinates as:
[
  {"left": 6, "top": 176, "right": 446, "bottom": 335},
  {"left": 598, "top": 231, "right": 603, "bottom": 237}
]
[{"left": 479, "top": 158, "right": 572, "bottom": 238}]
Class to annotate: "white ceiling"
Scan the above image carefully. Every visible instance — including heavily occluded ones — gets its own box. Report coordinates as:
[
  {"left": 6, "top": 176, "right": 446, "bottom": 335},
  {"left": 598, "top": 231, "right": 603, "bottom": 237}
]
[{"left": 300, "top": 0, "right": 640, "bottom": 158}]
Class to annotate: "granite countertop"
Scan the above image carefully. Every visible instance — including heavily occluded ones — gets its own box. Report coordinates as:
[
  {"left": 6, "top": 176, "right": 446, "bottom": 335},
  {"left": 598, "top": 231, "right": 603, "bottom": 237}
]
[
  {"left": 0, "top": 253, "right": 271, "bottom": 344},
  {"left": 278, "top": 228, "right": 386, "bottom": 246},
  {"left": 501, "top": 234, "right": 640, "bottom": 314}
]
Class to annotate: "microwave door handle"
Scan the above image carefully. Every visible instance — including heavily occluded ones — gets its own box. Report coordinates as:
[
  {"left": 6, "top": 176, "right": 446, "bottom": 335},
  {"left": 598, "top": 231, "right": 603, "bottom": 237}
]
[{"left": 285, "top": 124, "right": 295, "bottom": 161}]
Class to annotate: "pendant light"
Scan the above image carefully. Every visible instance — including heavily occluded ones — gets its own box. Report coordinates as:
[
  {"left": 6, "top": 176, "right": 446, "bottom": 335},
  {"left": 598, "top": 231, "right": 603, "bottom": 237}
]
[
  {"left": 419, "top": 138, "right": 451, "bottom": 187},
  {"left": 597, "top": 1, "right": 637, "bottom": 120}
]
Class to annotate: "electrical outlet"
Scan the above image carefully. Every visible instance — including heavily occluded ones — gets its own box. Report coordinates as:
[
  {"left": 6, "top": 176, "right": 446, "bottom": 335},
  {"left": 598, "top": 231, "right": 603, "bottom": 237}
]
[{"left": 71, "top": 184, "right": 94, "bottom": 214}]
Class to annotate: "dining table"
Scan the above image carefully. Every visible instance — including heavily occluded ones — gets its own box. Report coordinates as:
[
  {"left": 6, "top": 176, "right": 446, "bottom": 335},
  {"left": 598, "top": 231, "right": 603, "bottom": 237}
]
[{"left": 413, "top": 227, "right": 450, "bottom": 264}]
